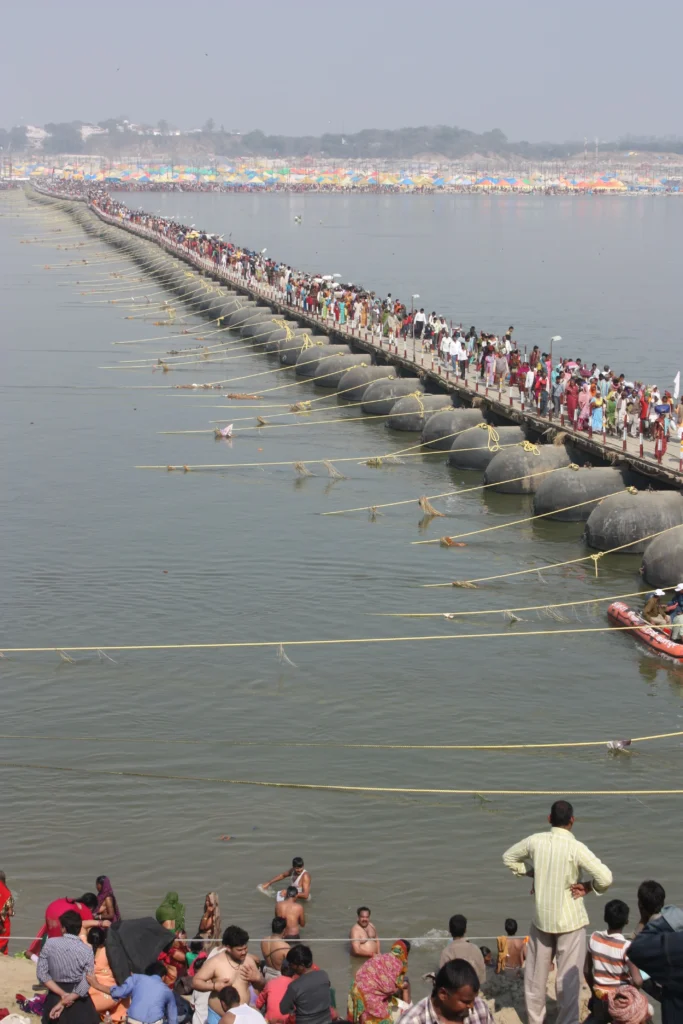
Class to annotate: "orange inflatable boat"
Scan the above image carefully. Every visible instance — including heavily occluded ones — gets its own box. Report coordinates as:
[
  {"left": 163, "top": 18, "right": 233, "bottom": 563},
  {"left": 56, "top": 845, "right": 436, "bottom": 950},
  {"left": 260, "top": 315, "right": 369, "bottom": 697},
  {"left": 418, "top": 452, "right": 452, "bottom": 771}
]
[{"left": 607, "top": 600, "right": 683, "bottom": 661}]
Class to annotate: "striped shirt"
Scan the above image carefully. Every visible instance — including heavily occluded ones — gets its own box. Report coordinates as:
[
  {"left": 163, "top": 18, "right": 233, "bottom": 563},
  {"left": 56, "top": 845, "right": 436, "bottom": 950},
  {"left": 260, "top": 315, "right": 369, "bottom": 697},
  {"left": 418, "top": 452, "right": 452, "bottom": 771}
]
[
  {"left": 502, "top": 827, "right": 613, "bottom": 933},
  {"left": 588, "top": 930, "right": 631, "bottom": 988},
  {"left": 37, "top": 935, "right": 94, "bottom": 997}
]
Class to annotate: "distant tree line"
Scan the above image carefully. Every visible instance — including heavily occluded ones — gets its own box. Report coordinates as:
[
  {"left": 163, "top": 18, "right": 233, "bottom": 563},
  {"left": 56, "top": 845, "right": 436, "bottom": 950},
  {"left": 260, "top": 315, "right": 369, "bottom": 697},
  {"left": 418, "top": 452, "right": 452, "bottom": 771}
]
[{"left": 3, "top": 120, "right": 683, "bottom": 160}]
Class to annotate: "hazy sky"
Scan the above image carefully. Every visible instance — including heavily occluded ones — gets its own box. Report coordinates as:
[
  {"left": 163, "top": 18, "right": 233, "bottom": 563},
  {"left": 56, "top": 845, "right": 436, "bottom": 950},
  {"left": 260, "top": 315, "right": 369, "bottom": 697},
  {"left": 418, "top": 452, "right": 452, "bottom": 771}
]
[{"left": 4, "top": 0, "right": 682, "bottom": 142}]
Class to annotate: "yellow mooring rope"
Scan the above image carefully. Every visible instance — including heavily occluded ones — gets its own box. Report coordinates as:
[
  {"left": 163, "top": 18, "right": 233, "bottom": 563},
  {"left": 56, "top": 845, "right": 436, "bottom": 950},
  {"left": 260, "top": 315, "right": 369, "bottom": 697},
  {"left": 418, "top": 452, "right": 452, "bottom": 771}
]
[
  {"left": 0, "top": 761, "right": 682, "bottom": 797},
  {"left": 0, "top": 726, "right": 679, "bottom": 751},
  {"left": 0, "top": 622, "right": 678, "bottom": 655},
  {"left": 425, "top": 522, "right": 683, "bottom": 588},
  {"left": 412, "top": 490, "right": 628, "bottom": 545}
]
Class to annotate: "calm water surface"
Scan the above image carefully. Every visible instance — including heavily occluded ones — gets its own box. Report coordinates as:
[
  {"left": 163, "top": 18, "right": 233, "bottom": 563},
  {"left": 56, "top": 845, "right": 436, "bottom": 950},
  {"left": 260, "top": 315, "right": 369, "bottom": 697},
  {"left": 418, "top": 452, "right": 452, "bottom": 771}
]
[{"left": 2, "top": 191, "right": 682, "bottom": 993}]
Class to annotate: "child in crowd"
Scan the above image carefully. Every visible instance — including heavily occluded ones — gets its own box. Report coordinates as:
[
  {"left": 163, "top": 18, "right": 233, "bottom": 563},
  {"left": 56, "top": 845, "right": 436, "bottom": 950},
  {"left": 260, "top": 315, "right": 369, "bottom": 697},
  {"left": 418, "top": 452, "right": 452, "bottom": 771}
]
[{"left": 584, "top": 899, "right": 646, "bottom": 1023}]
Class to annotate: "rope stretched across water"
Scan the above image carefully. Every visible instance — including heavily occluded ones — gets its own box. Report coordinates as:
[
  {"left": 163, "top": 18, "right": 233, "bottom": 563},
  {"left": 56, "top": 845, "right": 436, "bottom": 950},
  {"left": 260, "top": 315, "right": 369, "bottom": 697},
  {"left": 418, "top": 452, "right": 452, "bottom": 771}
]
[
  {"left": 374, "top": 586, "right": 660, "bottom": 619},
  {"left": 424, "top": 521, "right": 683, "bottom": 588},
  {"left": 0, "top": 622, "right": 676, "bottom": 656},
  {"left": 412, "top": 489, "right": 628, "bottom": 545},
  {"left": 0, "top": 725, "right": 679, "bottom": 750},
  {"left": 137, "top": 440, "right": 527, "bottom": 472},
  {"left": 0, "top": 760, "right": 682, "bottom": 796},
  {"left": 322, "top": 466, "right": 565, "bottom": 516}
]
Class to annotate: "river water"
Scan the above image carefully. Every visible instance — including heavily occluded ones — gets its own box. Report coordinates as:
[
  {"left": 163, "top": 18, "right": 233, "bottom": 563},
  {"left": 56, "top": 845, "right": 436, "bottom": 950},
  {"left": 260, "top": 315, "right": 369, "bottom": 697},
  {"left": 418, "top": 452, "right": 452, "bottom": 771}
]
[{"left": 2, "top": 191, "right": 683, "bottom": 998}]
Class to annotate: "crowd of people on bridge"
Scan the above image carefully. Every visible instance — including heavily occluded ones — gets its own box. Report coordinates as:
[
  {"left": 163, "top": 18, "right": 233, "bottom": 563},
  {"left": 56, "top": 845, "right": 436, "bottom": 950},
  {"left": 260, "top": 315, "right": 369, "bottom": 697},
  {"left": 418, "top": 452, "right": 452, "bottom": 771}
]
[
  {"left": 2, "top": 801, "right": 682, "bottom": 1024},
  {"left": 36, "top": 180, "right": 681, "bottom": 457}
]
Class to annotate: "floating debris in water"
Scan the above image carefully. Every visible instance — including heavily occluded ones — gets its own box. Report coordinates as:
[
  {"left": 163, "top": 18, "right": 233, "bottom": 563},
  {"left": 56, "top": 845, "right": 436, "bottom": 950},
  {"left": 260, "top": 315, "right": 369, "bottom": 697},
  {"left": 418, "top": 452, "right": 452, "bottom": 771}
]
[
  {"left": 277, "top": 643, "right": 297, "bottom": 668},
  {"left": 418, "top": 496, "right": 444, "bottom": 517},
  {"left": 323, "top": 460, "right": 345, "bottom": 480},
  {"left": 607, "top": 739, "right": 632, "bottom": 753}
]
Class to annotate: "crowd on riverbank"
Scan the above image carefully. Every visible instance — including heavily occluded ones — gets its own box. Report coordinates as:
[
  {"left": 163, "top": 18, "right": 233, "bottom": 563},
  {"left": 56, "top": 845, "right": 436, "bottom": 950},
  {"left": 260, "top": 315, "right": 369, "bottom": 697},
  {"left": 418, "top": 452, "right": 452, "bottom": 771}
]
[{"left": 2, "top": 803, "right": 683, "bottom": 1024}]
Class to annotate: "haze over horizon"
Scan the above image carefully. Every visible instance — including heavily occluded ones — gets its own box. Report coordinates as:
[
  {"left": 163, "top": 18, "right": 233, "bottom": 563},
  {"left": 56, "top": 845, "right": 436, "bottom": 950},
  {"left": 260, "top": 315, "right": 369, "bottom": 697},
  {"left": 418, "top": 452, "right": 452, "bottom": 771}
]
[{"left": 4, "top": 0, "right": 682, "bottom": 143}]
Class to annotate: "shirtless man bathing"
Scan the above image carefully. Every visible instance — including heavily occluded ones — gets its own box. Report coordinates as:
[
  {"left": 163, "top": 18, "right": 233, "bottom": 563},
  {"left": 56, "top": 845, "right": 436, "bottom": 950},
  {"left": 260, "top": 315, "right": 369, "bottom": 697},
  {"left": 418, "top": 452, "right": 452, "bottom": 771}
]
[
  {"left": 193, "top": 925, "right": 264, "bottom": 1024},
  {"left": 261, "top": 857, "right": 311, "bottom": 901},
  {"left": 350, "top": 907, "right": 380, "bottom": 958},
  {"left": 275, "top": 886, "right": 306, "bottom": 939}
]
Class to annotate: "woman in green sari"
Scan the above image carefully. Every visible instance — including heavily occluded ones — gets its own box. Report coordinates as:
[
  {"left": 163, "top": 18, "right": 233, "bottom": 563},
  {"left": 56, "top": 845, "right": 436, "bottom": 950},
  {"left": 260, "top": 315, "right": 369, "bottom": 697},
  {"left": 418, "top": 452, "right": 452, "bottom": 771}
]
[{"left": 155, "top": 892, "right": 185, "bottom": 931}]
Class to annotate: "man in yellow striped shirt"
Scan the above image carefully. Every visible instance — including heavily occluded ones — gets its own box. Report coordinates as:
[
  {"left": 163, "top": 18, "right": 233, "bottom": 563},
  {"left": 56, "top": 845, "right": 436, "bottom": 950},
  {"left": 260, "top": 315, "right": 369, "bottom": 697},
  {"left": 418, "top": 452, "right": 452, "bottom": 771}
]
[{"left": 502, "top": 800, "right": 613, "bottom": 1024}]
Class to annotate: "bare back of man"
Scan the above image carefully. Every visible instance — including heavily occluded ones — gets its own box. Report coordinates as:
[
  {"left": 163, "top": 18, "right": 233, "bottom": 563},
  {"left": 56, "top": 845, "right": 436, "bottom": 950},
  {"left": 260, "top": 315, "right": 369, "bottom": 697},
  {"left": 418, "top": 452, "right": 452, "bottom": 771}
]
[
  {"left": 275, "top": 891, "right": 305, "bottom": 939},
  {"left": 261, "top": 934, "right": 290, "bottom": 973},
  {"left": 504, "top": 937, "right": 526, "bottom": 969}
]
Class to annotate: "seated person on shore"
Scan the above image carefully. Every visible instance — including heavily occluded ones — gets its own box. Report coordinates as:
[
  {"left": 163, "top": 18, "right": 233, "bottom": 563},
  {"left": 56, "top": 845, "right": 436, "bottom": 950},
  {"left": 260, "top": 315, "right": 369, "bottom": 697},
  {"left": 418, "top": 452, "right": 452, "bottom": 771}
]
[
  {"left": 261, "top": 857, "right": 311, "bottom": 902},
  {"left": 192, "top": 925, "right": 264, "bottom": 1023},
  {"left": 643, "top": 590, "right": 671, "bottom": 626},
  {"left": 350, "top": 907, "right": 380, "bottom": 959},
  {"left": 261, "top": 918, "right": 290, "bottom": 979},
  {"left": 398, "top": 959, "right": 494, "bottom": 1024},
  {"left": 88, "top": 961, "right": 177, "bottom": 1024},
  {"left": 439, "top": 915, "right": 486, "bottom": 987},
  {"left": 584, "top": 899, "right": 643, "bottom": 1023},
  {"left": 479, "top": 947, "right": 493, "bottom": 969},
  {"left": 275, "top": 887, "right": 305, "bottom": 939},
  {"left": 495, "top": 918, "right": 526, "bottom": 974}
]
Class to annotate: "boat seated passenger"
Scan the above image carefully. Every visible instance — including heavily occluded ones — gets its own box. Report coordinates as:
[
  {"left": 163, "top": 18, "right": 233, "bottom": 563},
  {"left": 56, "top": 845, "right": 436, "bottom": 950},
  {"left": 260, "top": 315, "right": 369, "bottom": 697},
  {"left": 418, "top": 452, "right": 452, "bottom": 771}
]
[{"left": 643, "top": 589, "right": 671, "bottom": 627}]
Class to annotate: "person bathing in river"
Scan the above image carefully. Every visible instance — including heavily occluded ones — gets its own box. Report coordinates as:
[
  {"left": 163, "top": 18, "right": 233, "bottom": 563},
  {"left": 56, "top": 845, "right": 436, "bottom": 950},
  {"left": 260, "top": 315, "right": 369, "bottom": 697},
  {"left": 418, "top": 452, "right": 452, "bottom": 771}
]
[
  {"left": 350, "top": 907, "right": 381, "bottom": 959},
  {"left": 261, "top": 858, "right": 311, "bottom": 901},
  {"left": 275, "top": 887, "right": 305, "bottom": 939}
]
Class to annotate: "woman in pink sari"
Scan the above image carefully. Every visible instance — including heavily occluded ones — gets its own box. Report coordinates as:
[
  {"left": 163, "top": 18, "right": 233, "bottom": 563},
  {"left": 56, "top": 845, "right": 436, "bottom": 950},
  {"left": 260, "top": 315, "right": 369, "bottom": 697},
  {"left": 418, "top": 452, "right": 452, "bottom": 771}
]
[
  {"left": 577, "top": 384, "right": 591, "bottom": 430},
  {"left": 347, "top": 941, "right": 411, "bottom": 1024}
]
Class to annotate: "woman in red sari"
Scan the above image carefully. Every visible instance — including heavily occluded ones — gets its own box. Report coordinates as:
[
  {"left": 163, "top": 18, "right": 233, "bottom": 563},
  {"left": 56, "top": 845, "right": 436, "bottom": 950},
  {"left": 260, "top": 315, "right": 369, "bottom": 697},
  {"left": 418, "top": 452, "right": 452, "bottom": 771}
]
[
  {"left": 653, "top": 414, "right": 668, "bottom": 458},
  {"left": 565, "top": 378, "right": 580, "bottom": 426},
  {"left": 0, "top": 870, "right": 14, "bottom": 954},
  {"left": 26, "top": 893, "right": 99, "bottom": 958}
]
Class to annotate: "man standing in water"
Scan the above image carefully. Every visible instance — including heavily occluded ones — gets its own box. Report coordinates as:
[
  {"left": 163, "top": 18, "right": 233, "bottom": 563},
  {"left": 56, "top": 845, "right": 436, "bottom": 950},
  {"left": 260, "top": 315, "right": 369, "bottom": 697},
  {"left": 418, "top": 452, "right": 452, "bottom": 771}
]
[
  {"left": 350, "top": 907, "right": 380, "bottom": 958},
  {"left": 192, "top": 926, "right": 264, "bottom": 1022},
  {"left": 261, "top": 858, "right": 311, "bottom": 901},
  {"left": 275, "top": 887, "right": 305, "bottom": 939},
  {"left": 502, "top": 800, "right": 613, "bottom": 1024}
]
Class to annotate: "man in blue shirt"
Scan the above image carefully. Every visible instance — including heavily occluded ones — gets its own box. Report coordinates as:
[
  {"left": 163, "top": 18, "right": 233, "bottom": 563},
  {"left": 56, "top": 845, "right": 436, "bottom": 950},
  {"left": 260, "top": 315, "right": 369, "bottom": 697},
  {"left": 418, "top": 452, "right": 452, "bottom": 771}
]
[
  {"left": 666, "top": 583, "right": 683, "bottom": 640},
  {"left": 88, "top": 962, "right": 177, "bottom": 1024}
]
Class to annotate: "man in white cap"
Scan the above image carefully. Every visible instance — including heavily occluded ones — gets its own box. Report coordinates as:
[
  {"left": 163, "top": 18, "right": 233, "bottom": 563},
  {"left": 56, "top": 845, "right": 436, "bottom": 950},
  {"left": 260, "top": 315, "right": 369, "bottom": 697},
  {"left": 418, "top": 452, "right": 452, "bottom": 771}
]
[
  {"left": 642, "top": 589, "right": 670, "bottom": 626},
  {"left": 666, "top": 584, "right": 683, "bottom": 639}
]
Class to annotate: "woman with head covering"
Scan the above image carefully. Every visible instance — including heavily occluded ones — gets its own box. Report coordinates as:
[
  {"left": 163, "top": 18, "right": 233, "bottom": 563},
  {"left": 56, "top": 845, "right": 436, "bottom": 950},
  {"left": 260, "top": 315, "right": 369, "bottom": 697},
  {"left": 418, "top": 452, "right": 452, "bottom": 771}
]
[
  {"left": 156, "top": 892, "right": 185, "bottom": 932},
  {"left": 197, "top": 892, "right": 221, "bottom": 941},
  {"left": 95, "top": 877, "right": 121, "bottom": 924},
  {"left": 347, "top": 940, "right": 411, "bottom": 1024}
]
